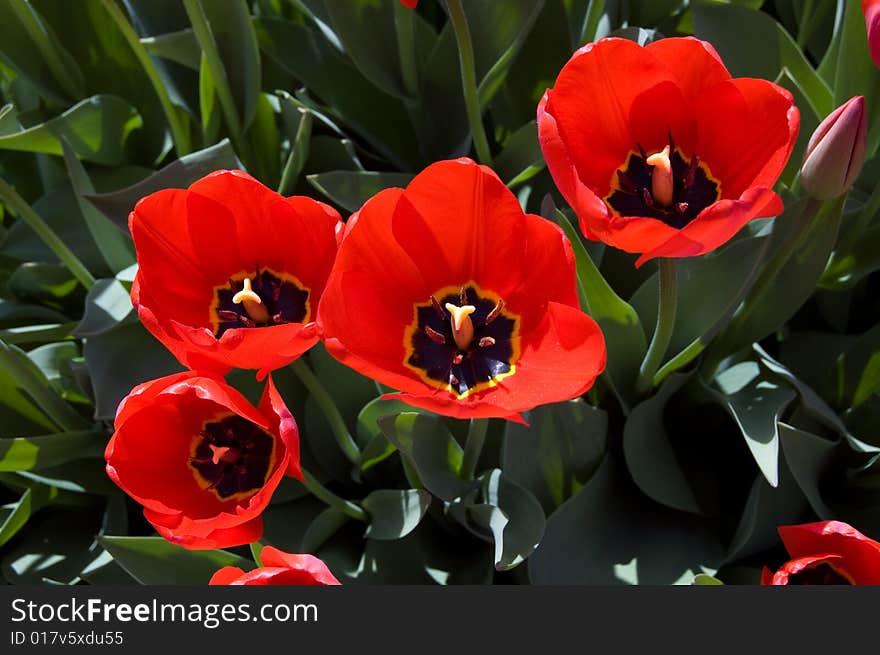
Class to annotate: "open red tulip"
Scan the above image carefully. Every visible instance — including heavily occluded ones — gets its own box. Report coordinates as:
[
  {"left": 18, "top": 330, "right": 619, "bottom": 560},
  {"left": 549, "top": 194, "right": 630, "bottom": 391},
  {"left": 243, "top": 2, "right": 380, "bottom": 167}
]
[
  {"left": 210, "top": 546, "right": 340, "bottom": 585},
  {"left": 761, "top": 520, "right": 880, "bottom": 585},
  {"left": 130, "top": 170, "right": 342, "bottom": 379},
  {"left": 538, "top": 37, "right": 799, "bottom": 266},
  {"left": 105, "top": 372, "right": 302, "bottom": 550},
  {"left": 317, "top": 158, "right": 606, "bottom": 423}
]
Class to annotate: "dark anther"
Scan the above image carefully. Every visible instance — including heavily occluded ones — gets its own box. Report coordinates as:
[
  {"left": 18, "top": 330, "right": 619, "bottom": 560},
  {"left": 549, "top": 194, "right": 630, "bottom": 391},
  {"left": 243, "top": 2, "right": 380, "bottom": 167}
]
[
  {"left": 478, "top": 337, "right": 496, "bottom": 348},
  {"left": 685, "top": 155, "right": 698, "bottom": 189},
  {"left": 449, "top": 373, "right": 459, "bottom": 386},
  {"left": 219, "top": 310, "right": 238, "bottom": 321},
  {"left": 272, "top": 286, "right": 281, "bottom": 302},
  {"left": 616, "top": 170, "right": 638, "bottom": 195},
  {"left": 667, "top": 129, "right": 676, "bottom": 152},
  {"left": 452, "top": 353, "right": 464, "bottom": 365},
  {"left": 459, "top": 286, "right": 468, "bottom": 305},
  {"left": 675, "top": 202, "right": 689, "bottom": 214},
  {"left": 272, "top": 312, "right": 283, "bottom": 324},
  {"left": 485, "top": 299, "right": 505, "bottom": 325},
  {"left": 637, "top": 143, "right": 648, "bottom": 160},
  {"left": 238, "top": 315, "right": 256, "bottom": 328},
  {"left": 642, "top": 188, "right": 654, "bottom": 207},
  {"left": 425, "top": 325, "right": 446, "bottom": 344},
  {"left": 430, "top": 295, "right": 447, "bottom": 320}
]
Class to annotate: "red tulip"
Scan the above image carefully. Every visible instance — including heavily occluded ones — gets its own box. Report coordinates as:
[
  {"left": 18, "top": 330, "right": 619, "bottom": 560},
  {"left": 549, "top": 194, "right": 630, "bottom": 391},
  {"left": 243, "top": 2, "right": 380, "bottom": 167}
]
[
  {"left": 210, "top": 546, "right": 340, "bottom": 585},
  {"left": 317, "top": 158, "right": 606, "bottom": 423},
  {"left": 538, "top": 37, "right": 799, "bottom": 266},
  {"left": 801, "top": 96, "right": 867, "bottom": 200},
  {"left": 400, "top": 0, "right": 418, "bottom": 7},
  {"left": 864, "top": 0, "right": 880, "bottom": 68},
  {"left": 105, "top": 372, "right": 302, "bottom": 549},
  {"left": 762, "top": 520, "right": 880, "bottom": 585},
  {"left": 130, "top": 170, "right": 342, "bottom": 379}
]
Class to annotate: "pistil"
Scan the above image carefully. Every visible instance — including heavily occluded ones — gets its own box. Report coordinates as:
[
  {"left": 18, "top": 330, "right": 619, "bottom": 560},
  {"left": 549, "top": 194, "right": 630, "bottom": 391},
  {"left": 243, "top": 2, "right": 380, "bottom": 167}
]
[
  {"left": 232, "top": 278, "right": 271, "bottom": 324},
  {"left": 646, "top": 145, "right": 674, "bottom": 207},
  {"left": 445, "top": 302, "right": 476, "bottom": 350}
]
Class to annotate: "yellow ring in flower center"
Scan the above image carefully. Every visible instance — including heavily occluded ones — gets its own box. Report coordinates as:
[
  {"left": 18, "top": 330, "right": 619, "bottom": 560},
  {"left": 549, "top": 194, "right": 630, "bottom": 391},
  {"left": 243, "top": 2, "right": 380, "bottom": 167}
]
[{"left": 403, "top": 281, "right": 521, "bottom": 399}]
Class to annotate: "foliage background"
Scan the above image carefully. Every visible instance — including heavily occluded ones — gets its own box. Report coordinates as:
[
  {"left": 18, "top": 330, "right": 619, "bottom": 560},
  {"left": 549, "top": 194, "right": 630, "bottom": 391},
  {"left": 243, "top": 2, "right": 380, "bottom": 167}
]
[{"left": 0, "top": 0, "right": 878, "bottom": 585}]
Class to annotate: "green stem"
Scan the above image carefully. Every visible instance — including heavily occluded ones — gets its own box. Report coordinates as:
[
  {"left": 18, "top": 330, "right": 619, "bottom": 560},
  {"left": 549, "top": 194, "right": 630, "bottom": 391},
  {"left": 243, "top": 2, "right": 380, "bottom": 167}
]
[
  {"left": 0, "top": 178, "right": 94, "bottom": 290},
  {"left": 395, "top": 0, "right": 419, "bottom": 99},
  {"left": 636, "top": 259, "right": 677, "bottom": 394},
  {"left": 446, "top": 0, "right": 492, "bottom": 165},
  {"left": 100, "top": 0, "right": 191, "bottom": 156},
  {"left": 183, "top": 0, "right": 241, "bottom": 140},
  {"left": 290, "top": 359, "right": 360, "bottom": 464},
  {"left": 301, "top": 468, "right": 367, "bottom": 522},
  {"left": 461, "top": 418, "right": 489, "bottom": 480}
]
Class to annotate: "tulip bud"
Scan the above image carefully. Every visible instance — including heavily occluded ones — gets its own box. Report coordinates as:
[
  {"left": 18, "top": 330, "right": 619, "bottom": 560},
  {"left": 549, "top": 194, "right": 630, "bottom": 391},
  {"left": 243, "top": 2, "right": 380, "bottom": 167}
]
[
  {"left": 801, "top": 96, "right": 867, "bottom": 200},
  {"left": 864, "top": 0, "right": 880, "bottom": 69}
]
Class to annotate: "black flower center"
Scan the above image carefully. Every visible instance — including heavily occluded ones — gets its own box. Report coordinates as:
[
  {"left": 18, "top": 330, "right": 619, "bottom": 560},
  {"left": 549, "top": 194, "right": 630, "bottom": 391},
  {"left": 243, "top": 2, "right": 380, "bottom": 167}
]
[
  {"left": 190, "top": 414, "right": 275, "bottom": 500},
  {"left": 405, "top": 284, "right": 519, "bottom": 398},
  {"left": 605, "top": 134, "right": 720, "bottom": 228},
  {"left": 211, "top": 267, "right": 309, "bottom": 338},
  {"left": 787, "top": 562, "right": 854, "bottom": 585}
]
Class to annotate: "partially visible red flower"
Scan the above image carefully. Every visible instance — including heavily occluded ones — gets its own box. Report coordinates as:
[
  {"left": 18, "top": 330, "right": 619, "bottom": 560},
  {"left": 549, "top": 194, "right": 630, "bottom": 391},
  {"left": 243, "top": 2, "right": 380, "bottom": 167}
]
[
  {"left": 317, "top": 158, "right": 606, "bottom": 423},
  {"left": 538, "top": 37, "right": 799, "bottom": 266},
  {"left": 864, "top": 0, "right": 880, "bottom": 68},
  {"left": 761, "top": 520, "right": 880, "bottom": 585},
  {"left": 130, "top": 170, "right": 342, "bottom": 379},
  {"left": 400, "top": 0, "right": 418, "bottom": 7},
  {"left": 210, "top": 546, "right": 340, "bottom": 585},
  {"left": 105, "top": 372, "right": 302, "bottom": 550}
]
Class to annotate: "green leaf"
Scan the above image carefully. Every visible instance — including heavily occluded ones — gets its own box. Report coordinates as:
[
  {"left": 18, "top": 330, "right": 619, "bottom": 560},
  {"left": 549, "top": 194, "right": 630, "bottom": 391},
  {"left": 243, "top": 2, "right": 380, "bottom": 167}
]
[
  {"left": 632, "top": 235, "right": 770, "bottom": 384},
  {"left": 729, "top": 197, "right": 845, "bottom": 351},
  {"left": 100, "top": 536, "right": 253, "bottom": 585},
  {"left": 778, "top": 423, "right": 838, "bottom": 517},
  {"left": 832, "top": 0, "right": 880, "bottom": 153},
  {"left": 241, "top": 92, "right": 281, "bottom": 189},
  {"left": 61, "top": 140, "right": 135, "bottom": 274},
  {"left": 7, "top": 263, "right": 80, "bottom": 310},
  {"left": 529, "top": 454, "right": 723, "bottom": 584},
  {"left": 467, "top": 0, "right": 546, "bottom": 107},
  {"left": 0, "top": 96, "right": 142, "bottom": 165},
  {"left": 711, "top": 361, "right": 797, "bottom": 488},
  {"left": 185, "top": 0, "right": 260, "bottom": 135},
  {"left": 471, "top": 469, "right": 546, "bottom": 571},
  {"left": 692, "top": 573, "right": 724, "bottom": 585},
  {"left": 0, "top": 431, "right": 103, "bottom": 473},
  {"left": 0, "top": 338, "right": 89, "bottom": 433},
  {"left": 254, "top": 17, "right": 420, "bottom": 170},
  {"left": 356, "top": 397, "right": 436, "bottom": 472},
  {"left": 554, "top": 208, "right": 646, "bottom": 405},
  {"left": 83, "top": 139, "right": 240, "bottom": 231},
  {"left": 377, "top": 412, "right": 470, "bottom": 501},
  {"left": 83, "top": 321, "right": 184, "bottom": 420},
  {"left": 0, "top": 0, "right": 86, "bottom": 104},
  {"left": 75, "top": 278, "right": 134, "bottom": 338},
  {"left": 362, "top": 489, "right": 431, "bottom": 540},
  {"left": 0, "top": 486, "right": 59, "bottom": 548},
  {"left": 278, "top": 99, "right": 313, "bottom": 195},
  {"left": 3, "top": 505, "right": 105, "bottom": 584},
  {"left": 320, "top": 0, "right": 411, "bottom": 99},
  {"left": 623, "top": 372, "right": 702, "bottom": 514},
  {"left": 307, "top": 171, "right": 413, "bottom": 213},
  {"left": 725, "top": 463, "right": 809, "bottom": 562},
  {"left": 502, "top": 399, "right": 607, "bottom": 511},
  {"left": 835, "top": 323, "right": 880, "bottom": 409},
  {"left": 692, "top": 2, "right": 832, "bottom": 118},
  {"left": 141, "top": 28, "right": 201, "bottom": 70},
  {"left": 494, "top": 121, "right": 544, "bottom": 187}
]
